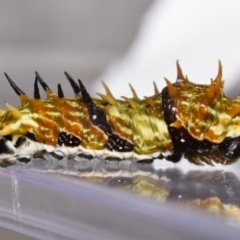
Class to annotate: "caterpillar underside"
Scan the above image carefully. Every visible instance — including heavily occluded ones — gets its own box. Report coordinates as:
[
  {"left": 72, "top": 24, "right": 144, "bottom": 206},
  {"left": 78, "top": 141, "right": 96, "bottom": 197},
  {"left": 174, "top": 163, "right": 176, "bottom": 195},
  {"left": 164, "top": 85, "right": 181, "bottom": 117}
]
[{"left": 1, "top": 61, "right": 240, "bottom": 167}]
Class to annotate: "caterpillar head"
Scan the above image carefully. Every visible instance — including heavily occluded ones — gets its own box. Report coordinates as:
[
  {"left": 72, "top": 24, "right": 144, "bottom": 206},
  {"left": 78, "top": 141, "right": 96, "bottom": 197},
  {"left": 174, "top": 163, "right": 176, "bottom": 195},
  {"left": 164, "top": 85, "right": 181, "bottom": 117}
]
[
  {"left": 0, "top": 73, "right": 51, "bottom": 165},
  {"left": 162, "top": 61, "right": 240, "bottom": 165},
  {"left": 0, "top": 72, "right": 74, "bottom": 166},
  {"left": 0, "top": 102, "right": 41, "bottom": 164},
  {"left": 0, "top": 107, "right": 37, "bottom": 165}
]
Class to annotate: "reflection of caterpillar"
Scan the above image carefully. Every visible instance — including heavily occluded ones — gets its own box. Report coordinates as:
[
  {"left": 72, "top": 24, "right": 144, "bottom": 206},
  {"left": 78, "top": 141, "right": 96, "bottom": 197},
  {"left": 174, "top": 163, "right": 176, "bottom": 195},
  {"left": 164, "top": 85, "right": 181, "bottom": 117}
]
[
  {"left": 1, "top": 61, "right": 240, "bottom": 166},
  {"left": 31, "top": 160, "right": 240, "bottom": 217}
]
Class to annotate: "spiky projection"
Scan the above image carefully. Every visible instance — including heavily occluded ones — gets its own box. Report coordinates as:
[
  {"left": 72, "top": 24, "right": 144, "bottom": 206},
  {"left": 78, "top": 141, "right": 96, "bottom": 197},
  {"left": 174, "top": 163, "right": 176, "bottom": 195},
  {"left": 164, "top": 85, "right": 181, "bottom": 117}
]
[{"left": 0, "top": 61, "right": 240, "bottom": 167}]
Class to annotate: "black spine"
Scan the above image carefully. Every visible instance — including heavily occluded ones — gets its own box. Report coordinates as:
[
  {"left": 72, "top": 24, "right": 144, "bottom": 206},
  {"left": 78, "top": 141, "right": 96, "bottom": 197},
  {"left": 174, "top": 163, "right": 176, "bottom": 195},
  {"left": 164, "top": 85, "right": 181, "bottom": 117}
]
[
  {"left": 4, "top": 73, "right": 26, "bottom": 96},
  {"left": 78, "top": 79, "right": 133, "bottom": 152},
  {"left": 57, "top": 83, "right": 64, "bottom": 98},
  {"left": 64, "top": 72, "right": 81, "bottom": 94},
  {"left": 35, "top": 71, "right": 51, "bottom": 91},
  {"left": 34, "top": 77, "right": 41, "bottom": 99}
]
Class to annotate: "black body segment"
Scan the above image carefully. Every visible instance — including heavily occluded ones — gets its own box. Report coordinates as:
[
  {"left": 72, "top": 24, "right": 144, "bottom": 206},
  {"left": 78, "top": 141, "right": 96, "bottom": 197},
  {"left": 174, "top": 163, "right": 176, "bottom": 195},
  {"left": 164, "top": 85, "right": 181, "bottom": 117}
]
[
  {"left": 58, "top": 131, "right": 81, "bottom": 147},
  {"left": 78, "top": 79, "right": 134, "bottom": 152}
]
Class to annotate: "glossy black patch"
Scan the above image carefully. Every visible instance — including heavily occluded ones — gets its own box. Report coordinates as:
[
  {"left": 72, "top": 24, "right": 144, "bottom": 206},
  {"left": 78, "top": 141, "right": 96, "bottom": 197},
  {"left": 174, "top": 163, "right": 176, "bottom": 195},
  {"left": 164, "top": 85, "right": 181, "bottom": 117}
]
[
  {"left": 137, "top": 159, "right": 154, "bottom": 164},
  {"left": 162, "top": 86, "right": 215, "bottom": 164},
  {"left": 57, "top": 131, "right": 81, "bottom": 147},
  {"left": 161, "top": 86, "right": 177, "bottom": 125},
  {"left": 106, "top": 134, "right": 133, "bottom": 152},
  {"left": 15, "top": 136, "right": 26, "bottom": 148},
  {"left": 78, "top": 79, "right": 134, "bottom": 153},
  {"left": 25, "top": 132, "right": 37, "bottom": 142},
  {"left": 50, "top": 151, "right": 64, "bottom": 161},
  {"left": 157, "top": 154, "right": 164, "bottom": 159},
  {"left": 216, "top": 136, "right": 240, "bottom": 164},
  {"left": 165, "top": 150, "right": 182, "bottom": 163},
  {"left": 161, "top": 86, "right": 183, "bottom": 163},
  {"left": 78, "top": 80, "right": 112, "bottom": 133},
  {"left": 0, "top": 138, "right": 14, "bottom": 154},
  {"left": 77, "top": 153, "right": 93, "bottom": 160},
  {"left": 17, "top": 156, "right": 31, "bottom": 163},
  {"left": 4, "top": 135, "right": 12, "bottom": 141},
  {"left": 105, "top": 156, "right": 122, "bottom": 161},
  {"left": 15, "top": 133, "right": 37, "bottom": 149}
]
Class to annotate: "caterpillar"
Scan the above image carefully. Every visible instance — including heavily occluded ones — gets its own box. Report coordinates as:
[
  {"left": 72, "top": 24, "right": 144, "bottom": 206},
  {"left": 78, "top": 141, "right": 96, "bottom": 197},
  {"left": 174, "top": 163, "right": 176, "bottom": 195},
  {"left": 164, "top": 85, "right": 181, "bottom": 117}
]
[{"left": 0, "top": 61, "right": 240, "bottom": 167}]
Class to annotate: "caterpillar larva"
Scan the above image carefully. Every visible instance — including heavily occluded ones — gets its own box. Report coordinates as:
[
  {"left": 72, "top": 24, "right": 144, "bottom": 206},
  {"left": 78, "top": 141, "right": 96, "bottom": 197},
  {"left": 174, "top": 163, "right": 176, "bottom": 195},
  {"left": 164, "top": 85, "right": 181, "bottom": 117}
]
[{"left": 0, "top": 61, "right": 239, "bottom": 167}]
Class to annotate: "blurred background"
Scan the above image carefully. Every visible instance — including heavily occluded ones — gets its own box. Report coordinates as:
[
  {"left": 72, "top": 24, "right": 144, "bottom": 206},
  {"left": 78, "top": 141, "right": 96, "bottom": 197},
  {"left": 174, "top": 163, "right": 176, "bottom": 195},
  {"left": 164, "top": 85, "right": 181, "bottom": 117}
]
[
  {"left": 1, "top": 1, "right": 240, "bottom": 106},
  {"left": 0, "top": 0, "right": 151, "bottom": 106}
]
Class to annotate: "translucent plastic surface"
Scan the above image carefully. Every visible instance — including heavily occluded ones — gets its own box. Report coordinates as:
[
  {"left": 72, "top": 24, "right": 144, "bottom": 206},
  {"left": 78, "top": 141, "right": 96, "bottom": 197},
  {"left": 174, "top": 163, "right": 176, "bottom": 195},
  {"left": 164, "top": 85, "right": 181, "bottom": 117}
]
[{"left": 0, "top": 159, "right": 239, "bottom": 240}]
